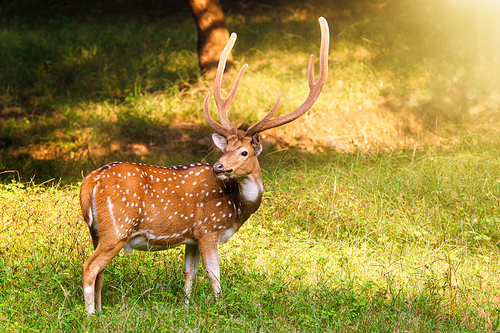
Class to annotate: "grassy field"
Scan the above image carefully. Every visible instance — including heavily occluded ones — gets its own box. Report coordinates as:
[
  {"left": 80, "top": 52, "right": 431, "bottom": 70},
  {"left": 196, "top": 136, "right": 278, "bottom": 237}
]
[
  {"left": 1, "top": 0, "right": 500, "bottom": 331},
  {"left": 2, "top": 139, "right": 500, "bottom": 331}
]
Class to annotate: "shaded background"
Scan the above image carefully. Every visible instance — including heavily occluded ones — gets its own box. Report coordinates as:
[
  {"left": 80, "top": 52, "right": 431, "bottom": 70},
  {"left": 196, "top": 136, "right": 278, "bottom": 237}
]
[{"left": 0, "top": 0, "right": 499, "bottom": 182}]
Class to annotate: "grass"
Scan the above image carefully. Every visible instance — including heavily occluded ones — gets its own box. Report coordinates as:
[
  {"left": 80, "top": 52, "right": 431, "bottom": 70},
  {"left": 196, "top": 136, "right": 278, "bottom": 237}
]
[
  {"left": 2, "top": 0, "right": 499, "bottom": 181},
  {"left": 1, "top": 135, "right": 500, "bottom": 331},
  {"left": 1, "top": 0, "right": 500, "bottom": 331}
]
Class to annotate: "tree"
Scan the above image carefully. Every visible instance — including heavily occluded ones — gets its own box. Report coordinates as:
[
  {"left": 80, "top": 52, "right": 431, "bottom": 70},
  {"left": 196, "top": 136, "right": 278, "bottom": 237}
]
[{"left": 188, "top": 0, "right": 232, "bottom": 75}]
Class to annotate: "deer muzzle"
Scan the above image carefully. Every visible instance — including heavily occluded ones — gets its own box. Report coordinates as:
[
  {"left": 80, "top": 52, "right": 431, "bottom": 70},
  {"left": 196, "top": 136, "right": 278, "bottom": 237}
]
[{"left": 213, "top": 161, "right": 232, "bottom": 178}]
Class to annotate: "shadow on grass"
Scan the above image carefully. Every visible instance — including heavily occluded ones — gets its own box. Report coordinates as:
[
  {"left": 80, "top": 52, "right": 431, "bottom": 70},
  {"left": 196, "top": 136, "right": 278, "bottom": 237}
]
[
  {"left": 0, "top": 121, "right": 219, "bottom": 184},
  {"left": 1, "top": 0, "right": 496, "bottom": 187},
  {"left": 0, "top": 18, "right": 199, "bottom": 113},
  {"left": 0, "top": 1, "right": 336, "bottom": 115},
  {"left": 0, "top": 10, "right": 338, "bottom": 184}
]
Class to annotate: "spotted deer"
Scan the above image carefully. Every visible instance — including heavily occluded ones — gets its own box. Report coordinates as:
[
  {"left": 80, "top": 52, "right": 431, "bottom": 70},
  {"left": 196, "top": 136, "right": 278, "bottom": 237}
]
[{"left": 80, "top": 17, "right": 329, "bottom": 314}]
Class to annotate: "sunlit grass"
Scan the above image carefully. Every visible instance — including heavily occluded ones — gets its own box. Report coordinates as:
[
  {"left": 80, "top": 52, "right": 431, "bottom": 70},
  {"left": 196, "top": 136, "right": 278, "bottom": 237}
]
[{"left": 1, "top": 134, "right": 500, "bottom": 331}]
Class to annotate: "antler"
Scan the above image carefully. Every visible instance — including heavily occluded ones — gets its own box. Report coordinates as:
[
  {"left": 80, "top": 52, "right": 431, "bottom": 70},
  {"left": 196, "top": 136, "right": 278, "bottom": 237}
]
[
  {"left": 204, "top": 17, "right": 329, "bottom": 138},
  {"left": 245, "top": 17, "right": 329, "bottom": 137},
  {"left": 203, "top": 33, "right": 245, "bottom": 138}
]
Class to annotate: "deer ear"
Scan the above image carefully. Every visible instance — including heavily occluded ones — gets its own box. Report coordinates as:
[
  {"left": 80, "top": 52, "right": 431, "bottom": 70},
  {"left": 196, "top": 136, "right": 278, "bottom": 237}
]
[
  {"left": 212, "top": 133, "right": 228, "bottom": 150},
  {"left": 251, "top": 133, "right": 263, "bottom": 156}
]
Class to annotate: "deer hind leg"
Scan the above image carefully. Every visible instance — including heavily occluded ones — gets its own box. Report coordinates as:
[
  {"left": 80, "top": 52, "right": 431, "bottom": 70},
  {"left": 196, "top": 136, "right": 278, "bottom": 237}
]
[
  {"left": 199, "top": 240, "right": 221, "bottom": 298},
  {"left": 94, "top": 270, "right": 104, "bottom": 312},
  {"left": 88, "top": 226, "right": 105, "bottom": 312},
  {"left": 184, "top": 244, "right": 201, "bottom": 305},
  {"left": 82, "top": 239, "right": 126, "bottom": 314}
]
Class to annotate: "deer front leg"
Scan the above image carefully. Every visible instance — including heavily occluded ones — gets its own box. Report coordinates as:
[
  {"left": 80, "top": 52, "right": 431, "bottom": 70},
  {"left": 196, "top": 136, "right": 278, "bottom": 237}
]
[
  {"left": 184, "top": 243, "right": 201, "bottom": 305},
  {"left": 199, "top": 240, "right": 221, "bottom": 298}
]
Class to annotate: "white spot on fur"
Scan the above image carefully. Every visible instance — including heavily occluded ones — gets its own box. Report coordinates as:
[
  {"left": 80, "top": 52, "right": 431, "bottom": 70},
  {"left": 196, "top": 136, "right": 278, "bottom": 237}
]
[{"left": 107, "top": 197, "right": 119, "bottom": 236}]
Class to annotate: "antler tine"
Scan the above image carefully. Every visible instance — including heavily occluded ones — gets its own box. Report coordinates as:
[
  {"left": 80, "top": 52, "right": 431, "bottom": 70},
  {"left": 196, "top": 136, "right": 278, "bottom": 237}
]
[
  {"left": 244, "top": 94, "right": 282, "bottom": 137},
  {"left": 217, "top": 64, "right": 248, "bottom": 130},
  {"left": 203, "top": 92, "right": 234, "bottom": 137},
  {"left": 204, "top": 33, "right": 249, "bottom": 137},
  {"left": 248, "top": 17, "right": 330, "bottom": 135},
  {"left": 204, "top": 33, "right": 248, "bottom": 137},
  {"left": 214, "top": 34, "right": 246, "bottom": 129}
]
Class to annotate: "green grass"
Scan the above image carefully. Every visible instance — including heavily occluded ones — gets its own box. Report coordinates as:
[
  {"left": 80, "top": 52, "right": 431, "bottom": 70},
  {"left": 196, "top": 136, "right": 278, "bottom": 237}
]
[
  {"left": 1, "top": 0, "right": 500, "bottom": 331},
  {"left": 2, "top": 0, "right": 499, "bottom": 182},
  {"left": 2, "top": 135, "right": 500, "bottom": 331}
]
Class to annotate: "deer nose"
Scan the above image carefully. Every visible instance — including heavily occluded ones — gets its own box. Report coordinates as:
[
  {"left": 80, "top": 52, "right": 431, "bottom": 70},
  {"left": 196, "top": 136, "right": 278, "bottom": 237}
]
[{"left": 213, "top": 161, "right": 225, "bottom": 174}]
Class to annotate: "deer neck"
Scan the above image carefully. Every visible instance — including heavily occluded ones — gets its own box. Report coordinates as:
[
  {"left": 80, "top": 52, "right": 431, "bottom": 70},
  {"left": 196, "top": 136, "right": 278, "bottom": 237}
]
[{"left": 227, "top": 165, "right": 263, "bottom": 223}]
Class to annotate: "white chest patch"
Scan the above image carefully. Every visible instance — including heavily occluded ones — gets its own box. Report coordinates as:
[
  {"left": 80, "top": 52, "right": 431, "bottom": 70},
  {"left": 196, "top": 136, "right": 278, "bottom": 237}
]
[{"left": 239, "top": 175, "right": 263, "bottom": 202}]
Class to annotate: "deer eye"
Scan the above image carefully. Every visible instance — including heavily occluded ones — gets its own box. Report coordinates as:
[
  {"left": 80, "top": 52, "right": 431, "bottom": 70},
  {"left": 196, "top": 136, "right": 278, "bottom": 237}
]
[{"left": 241, "top": 150, "right": 248, "bottom": 157}]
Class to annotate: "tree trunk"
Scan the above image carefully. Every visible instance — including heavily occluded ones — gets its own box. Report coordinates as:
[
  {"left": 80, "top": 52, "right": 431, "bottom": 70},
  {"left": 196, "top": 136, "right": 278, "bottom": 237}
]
[{"left": 188, "top": 0, "right": 232, "bottom": 76}]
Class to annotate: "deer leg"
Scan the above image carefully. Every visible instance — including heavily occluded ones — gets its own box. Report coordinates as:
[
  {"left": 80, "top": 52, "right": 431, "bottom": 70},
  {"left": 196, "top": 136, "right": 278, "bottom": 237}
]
[
  {"left": 82, "top": 240, "right": 125, "bottom": 314},
  {"left": 88, "top": 227, "right": 105, "bottom": 312},
  {"left": 94, "top": 271, "right": 104, "bottom": 312},
  {"left": 199, "top": 241, "right": 221, "bottom": 298},
  {"left": 184, "top": 244, "right": 201, "bottom": 305}
]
